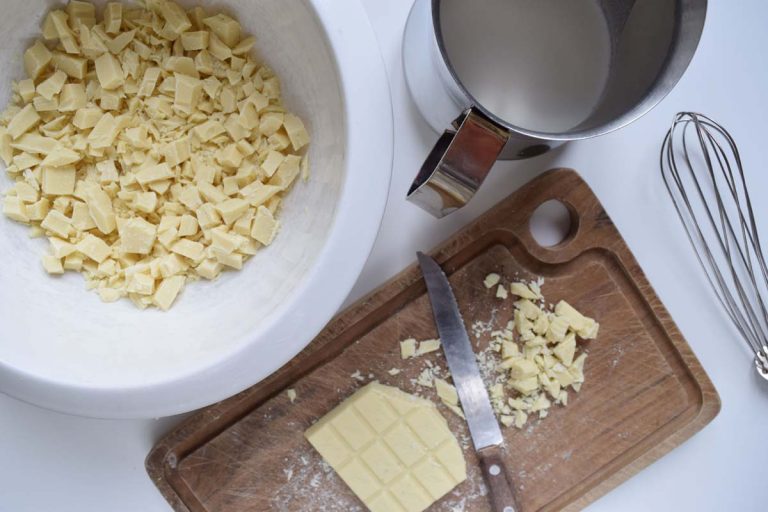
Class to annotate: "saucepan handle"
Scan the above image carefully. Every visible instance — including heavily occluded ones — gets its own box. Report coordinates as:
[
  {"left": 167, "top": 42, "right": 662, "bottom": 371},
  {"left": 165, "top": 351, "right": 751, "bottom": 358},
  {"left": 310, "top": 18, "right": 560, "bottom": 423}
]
[{"left": 407, "top": 108, "right": 509, "bottom": 218}]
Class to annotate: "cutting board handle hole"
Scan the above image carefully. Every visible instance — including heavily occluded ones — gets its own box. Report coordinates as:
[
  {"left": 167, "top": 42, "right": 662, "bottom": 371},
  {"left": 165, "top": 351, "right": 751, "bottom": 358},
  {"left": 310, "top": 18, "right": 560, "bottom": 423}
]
[{"left": 529, "top": 199, "right": 575, "bottom": 248}]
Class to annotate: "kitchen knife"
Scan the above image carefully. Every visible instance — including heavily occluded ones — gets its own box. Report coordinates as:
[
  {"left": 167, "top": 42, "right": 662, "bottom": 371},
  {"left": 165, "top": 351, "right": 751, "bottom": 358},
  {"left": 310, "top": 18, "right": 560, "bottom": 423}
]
[{"left": 417, "top": 252, "right": 518, "bottom": 512}]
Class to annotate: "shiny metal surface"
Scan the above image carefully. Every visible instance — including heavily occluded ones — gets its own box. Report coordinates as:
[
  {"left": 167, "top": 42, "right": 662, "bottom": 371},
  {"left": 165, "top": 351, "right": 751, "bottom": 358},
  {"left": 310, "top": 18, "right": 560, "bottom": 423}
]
[
  {"left": 417, "top": 252, "right": 504, "bottom": 449},
  {"left": 404, "top": 0, "right": 708, "bottom": 217},
  {"left": 407, "top": 109, "right": 509, "bottom": 217},
  {"left": 660, "top": 113, "right": 768, "bottom": 381}
]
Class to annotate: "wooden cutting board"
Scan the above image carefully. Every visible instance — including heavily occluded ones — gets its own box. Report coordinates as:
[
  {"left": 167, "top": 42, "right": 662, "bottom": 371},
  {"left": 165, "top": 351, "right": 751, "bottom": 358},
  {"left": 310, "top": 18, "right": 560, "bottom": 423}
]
[{"left": 146, "top": 169, "right": 719, "bottom": 512}]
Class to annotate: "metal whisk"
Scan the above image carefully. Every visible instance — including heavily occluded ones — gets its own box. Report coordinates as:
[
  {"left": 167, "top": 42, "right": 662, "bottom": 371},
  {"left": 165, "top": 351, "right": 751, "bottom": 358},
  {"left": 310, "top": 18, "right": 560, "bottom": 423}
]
[{"left": 660, "top": 112, "right": 768, "bottom": 380}]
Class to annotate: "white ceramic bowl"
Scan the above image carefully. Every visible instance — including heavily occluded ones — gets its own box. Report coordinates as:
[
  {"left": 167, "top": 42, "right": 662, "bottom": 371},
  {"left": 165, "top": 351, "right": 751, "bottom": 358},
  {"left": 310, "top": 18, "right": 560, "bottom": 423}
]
[{"left": 0, "top": 0, "right": 393, "bottom": 418}]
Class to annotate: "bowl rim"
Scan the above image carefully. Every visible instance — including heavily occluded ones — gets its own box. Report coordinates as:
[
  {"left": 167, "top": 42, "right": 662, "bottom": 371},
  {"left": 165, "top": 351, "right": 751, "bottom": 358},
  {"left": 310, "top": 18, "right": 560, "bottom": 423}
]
[{"left": 0, "top": 0, "right": 394, "bottom": 418}]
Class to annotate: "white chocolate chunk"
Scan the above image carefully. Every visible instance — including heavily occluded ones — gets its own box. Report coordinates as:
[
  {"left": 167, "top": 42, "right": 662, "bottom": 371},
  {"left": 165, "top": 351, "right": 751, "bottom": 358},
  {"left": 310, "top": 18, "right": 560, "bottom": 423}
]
[
  {"left": 483, "top": 273, "right": 500, "bottom": 288},
  {"left": 203, "top": 14, "right": 241, "bottom": 47},
  {"left": 283, "top": 113, "right": 310, "bottom": 151},
  {"left": 159, "top": 1, "right": 192, "bottom": 36},
  {"left": 126, "top": 272, "right": 154, "bottom": 296},
  {"left": 67, "top": 1, "right": 95, "bottom": 27},
  {"left": 118, "top": 217, "right": 157, "bottom": 255},
  {"left": 515, "top": 299, "right": 541, "bottom": 320},
  {"left": 510, "top": 281, "right": 542, "bottom": 300},
  {"left": 77, "top": 234, "right": 111, "bottom": 263},
  {"left": 305, "top": 383, "right": 467, "bottom": 512},
  {"left": 71, "top": 201, "right": 96, "bottom": 230},
  {"left": 250, "top": 205, "right": 278, "bottom": 245},
  {"left": 171, "top": 239, "right": 205, "bottom": 262},
  {"left": 41, "top": 210, "right": 73, "bottom": 238},
  {"left": 95, "top": 52, "right": 125, "bottom": 90},
  {"left": 49, "top": 237, "right": 76, "bottom": 258},
  {"left": 42, "top": 166, "right": 76, "bottom": 195},
  {"left": 87, "top": 113, "right": 121, "bottom": 148},
  {"left": 3, "top": 196, "right": 29, "bottom": 222},
  {"left": 434, "top": 378, "right": 459, "bottom": 407},
  {"left": 52, "top": 52, "right": 87, "bottom": 80},
  {"left": 416, "top": 338, "right": 441, "bottom": 356},
  {"left": 181, "top": 31, "right": 209, "bottom": 51},
  {"left": 400, "top": 338, "right": 417, "bottom": 359},
  {"left": 136, "top": 163, "right": 174, "bottom": 185},
  {"left": 37, "top": 71, "right": 68, "bottom": 101},
  {"left": 166, "top": 57, "right": 199, "bottom": 78},
  {"left": 58, "top": 84, "right": 87, "bottom": 111},
  {"left": 138, "top": 67, "right": 162, "bottom": 97},
  {"left": 215, "top": 198, "right": 248, "bottom": 225},
  {"left": 24, "top": 41, "right": 52, "bottom": 80},
  {"left": 232, "top": 36, "right": 256, "bottom": 56},
  {"left": 85, "top": 186, "right": 116, "bottom": 234},
  {"left": 8, "top": 105, "right": 41, "bottom": 139},
  {"left": 553, "top": 334, "right": 577, "bottom": 366},
  {"left": 42, "top": 254, "right": 64, "bottom": 274},
  {"left": 18, "top": 79, "right": 36, "bottom": 103},
  {"left": 193, "top": 120, "right": 226, "bottom": 142},
  {"left": 104, "top": 2, "right": 123, "bottom": 34},
  {"left": 546, "top": 315, "right": 570, "bottom": 343},
  {"left": 153, "top": 275, "right": 185, "bottom": 311},
  {"left": 42, "top": 147, "right": 81, "bottom": 167},
  {"left": 196, "top": 258, "right": 222, "bottom": 280},
  {"left": 73, "top": 107, "right": 103, "bottom": 130}
]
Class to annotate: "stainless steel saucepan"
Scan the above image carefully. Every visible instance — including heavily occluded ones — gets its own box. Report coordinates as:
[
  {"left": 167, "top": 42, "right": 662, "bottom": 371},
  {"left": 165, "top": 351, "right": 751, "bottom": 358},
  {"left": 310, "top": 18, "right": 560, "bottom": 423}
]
[{"left": 404, "top": 0, "right": 707, "bottom": 217}]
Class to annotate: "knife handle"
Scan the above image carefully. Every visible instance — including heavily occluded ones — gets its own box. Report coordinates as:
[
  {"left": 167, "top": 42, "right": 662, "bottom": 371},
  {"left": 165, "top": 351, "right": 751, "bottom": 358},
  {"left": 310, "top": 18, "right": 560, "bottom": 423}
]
[{"left": 478, "top": 445, "right": 518, "bottom": 512}]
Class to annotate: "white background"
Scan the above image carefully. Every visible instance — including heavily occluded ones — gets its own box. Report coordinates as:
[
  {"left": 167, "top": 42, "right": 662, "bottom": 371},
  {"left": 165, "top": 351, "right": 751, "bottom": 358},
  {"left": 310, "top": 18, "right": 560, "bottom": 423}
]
[{"left": 2, "top": 0, "right": 766, "bottom": 510}]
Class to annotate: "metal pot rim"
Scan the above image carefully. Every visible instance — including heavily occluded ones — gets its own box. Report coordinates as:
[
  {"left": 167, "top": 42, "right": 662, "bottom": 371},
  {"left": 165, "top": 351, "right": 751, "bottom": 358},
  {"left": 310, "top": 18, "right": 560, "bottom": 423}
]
[{"left": 429, "top": 0, "right": 708, "bottom": 142}]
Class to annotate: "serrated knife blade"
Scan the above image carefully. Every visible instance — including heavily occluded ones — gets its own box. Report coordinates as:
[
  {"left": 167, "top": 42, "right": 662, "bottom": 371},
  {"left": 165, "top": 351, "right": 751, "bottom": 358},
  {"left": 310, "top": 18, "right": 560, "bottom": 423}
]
[{"left": 417, "top": 252, "right": 517, "bottom": 512}]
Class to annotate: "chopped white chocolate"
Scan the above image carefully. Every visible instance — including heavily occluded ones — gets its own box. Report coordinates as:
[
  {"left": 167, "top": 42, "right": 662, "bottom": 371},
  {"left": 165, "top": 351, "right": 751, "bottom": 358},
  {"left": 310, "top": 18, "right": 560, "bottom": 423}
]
[
  {"left": 42, "top": 254, "right": 64, "bottom": 274},
  {"left": 119, "top": 217, "right": 157, "bottom": 255},
  {"left": 77, "top": 234, "right": 111, "bottom": 263},
  {"left": 0, "top": 1, "right": 310, "bottom": 310},
  {"left": 472, "top": 275, "right": 599, "bottom": 428},
  {"left": 8, "top": 105, "right": 41, "bottom": 139},
  {"left": 41, "top": 209, "right": 72, "bottom": 238},
  {"left": 3, "top": 196, "right": 29, "bottom": 222},
  {"left": 250, "top": 205, "right": 279, "bottom": 245},
  {"left": 24, "top": 41, "right": 52, "bottom": 81},
  {"left": 36, "top": 71, "right": 67, "bottom": 101},
  {"left": 283, "top": 113, "right": 310, "bottom": 151},
  {"left": 286, "top": 388, "right": 297, "bottom": 403},
  {"left": 53, "top": 53, "right": 87, "bottom": 80},
  {"left": 483, "top": 272, "right": 500, "bottom": 288},
  {"left": 58, "top": 84, "right": 87, "bottom": 111},
  {"left": 203, "top": 14, "right": 241, "bottom": 47},
  {"left": 434, "top": 378, "right": 459, "bottom": 407},
  {"left": 42, "top": 166, "right": 76, "bottom": 195},
  {"left": 546, "top": 315, "right": 570, "bottom": 343},
  {"left": 416, "top": 338, "right": 441, "bottom": 356},
  {"left": 496, "top": 285, "right": 508, "bottom": 299},
  {"left": 104, "top": 2, "right": 123, "bottom": 34},
  {"left": 153, "top": 275, "right": 185, "bottom": 310},
  {"left": 510, "top": 281, "right": 542, "bottom": 300},
  {"left": 171, "top": 239, "right": 205, "bottom": 262},
  {"left": 400, "top": 338, "right": 417, "bottom": 359},
  {"left": 305, "top": 383, "right": 467, "bottom": 512},
  {"left": 94, "top": 53, "right": 125, "bottom": 90}
]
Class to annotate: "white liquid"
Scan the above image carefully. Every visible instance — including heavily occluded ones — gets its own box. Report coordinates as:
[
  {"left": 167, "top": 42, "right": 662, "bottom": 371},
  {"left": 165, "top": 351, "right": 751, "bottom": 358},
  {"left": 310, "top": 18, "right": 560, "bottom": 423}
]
[{"left": 441, "top": 0, "right": 611, "bottom": 133}]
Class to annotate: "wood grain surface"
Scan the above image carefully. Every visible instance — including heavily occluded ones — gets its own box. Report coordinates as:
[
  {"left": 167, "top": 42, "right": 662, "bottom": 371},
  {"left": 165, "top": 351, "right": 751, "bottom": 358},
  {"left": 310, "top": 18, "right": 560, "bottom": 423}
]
[{"left": 146, "top": 169, "right": 720, "bottom": 512}]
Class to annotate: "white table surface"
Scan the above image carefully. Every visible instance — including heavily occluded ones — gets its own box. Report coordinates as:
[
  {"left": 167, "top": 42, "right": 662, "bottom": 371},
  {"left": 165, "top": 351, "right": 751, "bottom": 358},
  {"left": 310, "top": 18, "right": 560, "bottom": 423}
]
[{"left": 2, "top": 0, "right": 766, "bottom": 510}]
